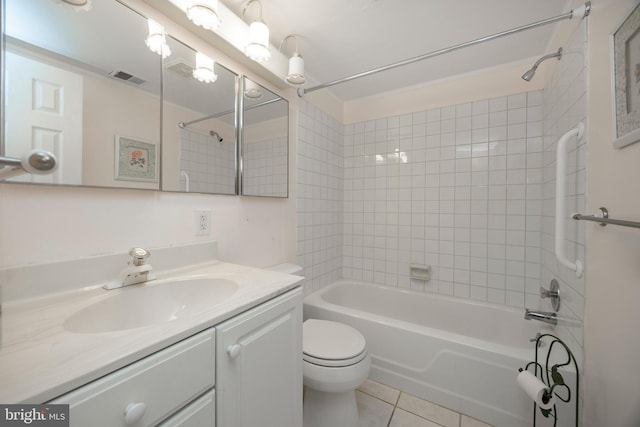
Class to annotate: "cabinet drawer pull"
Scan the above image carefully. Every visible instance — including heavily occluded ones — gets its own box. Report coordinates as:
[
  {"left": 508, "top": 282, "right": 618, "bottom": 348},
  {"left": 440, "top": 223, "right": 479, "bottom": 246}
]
[
  {"left": 227, "top": 344, "right": 241, "bottom": 359},
  {"left": 124, "top": 402, "right": 146, "bottom": 425}
]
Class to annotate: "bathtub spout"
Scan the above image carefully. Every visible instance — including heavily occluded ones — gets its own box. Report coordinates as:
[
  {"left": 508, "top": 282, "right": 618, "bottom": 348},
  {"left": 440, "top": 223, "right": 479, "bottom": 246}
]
[{"left": 524, "top": 309, "right": 557, "bottom": 326}]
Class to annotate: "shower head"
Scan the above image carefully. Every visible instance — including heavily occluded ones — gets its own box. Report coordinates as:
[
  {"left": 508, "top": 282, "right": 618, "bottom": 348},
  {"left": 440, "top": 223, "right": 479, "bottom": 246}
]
[
  {"left": 521, "top": 48, "right": 563, "bottom": 82},
  {"left": 521, "top": 68, "right": 537, "bottom": 82},
  {"left": 210, "top": 131, "right": 223, "bottom": 142}
]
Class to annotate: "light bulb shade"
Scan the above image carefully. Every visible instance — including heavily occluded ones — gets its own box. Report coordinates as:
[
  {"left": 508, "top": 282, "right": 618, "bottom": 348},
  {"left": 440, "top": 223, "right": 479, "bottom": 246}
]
[
  {"left": 245, "top": 21, "right": 271, "bottom": 62},
  {"left": 51, "top": 0, "right": 92, "bottom": 11},
  {"left": 193, "top": 52, "right": 217, "bottom": 83},
  {"left": 187, "top": 1, "right": 220, "bottom": 30},
  {"left": 286, "top": 55, "right": 305, "bottom": 85},
  {"left": 145, "top": 19, "right": 171, "bottom": 58},
  {"left": 244, "top": 79, "right": 262, "bottom": 99}
]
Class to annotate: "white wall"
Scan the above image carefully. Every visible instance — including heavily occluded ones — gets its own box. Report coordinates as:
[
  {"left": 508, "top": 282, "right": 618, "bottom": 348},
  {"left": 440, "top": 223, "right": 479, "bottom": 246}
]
[
  {"left": 0, "top": 183, "right": 295, "bottom": 269},
  {"left": 83, "top": 73, "right": 161, "bottom": 189},
  {"left": 582, "top": 0, "right": 640, "bottom": 425}
]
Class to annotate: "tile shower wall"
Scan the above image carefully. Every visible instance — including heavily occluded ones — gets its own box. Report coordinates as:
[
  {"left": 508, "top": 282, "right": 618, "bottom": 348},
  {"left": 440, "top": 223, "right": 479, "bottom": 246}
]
[
  {"left": 179, "top": 128, "right": 235, "bottom": 193},
  {"left": 541, "top": 21, "right": 587, "bottom": 367},
  {"left": 297, "top": 100, "right": 344, "bottom": 294},
  {"left": 343, "top": 92, "right": 544, "bottom": 307},
  {"left": 243, "top": 137, "right": 288, "bottom": 196}
]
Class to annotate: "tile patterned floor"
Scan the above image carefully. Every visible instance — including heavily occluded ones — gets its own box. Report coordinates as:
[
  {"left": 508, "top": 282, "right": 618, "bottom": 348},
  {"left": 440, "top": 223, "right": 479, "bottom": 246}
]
[{"left": 356, "top": 379, "right": 495, "bottom": 427}]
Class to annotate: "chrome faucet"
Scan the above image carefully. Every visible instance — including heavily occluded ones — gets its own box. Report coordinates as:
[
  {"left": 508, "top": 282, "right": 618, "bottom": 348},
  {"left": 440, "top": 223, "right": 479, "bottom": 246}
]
[
  {"left": 524, "top": 308, "right": 557, "bottom": 326},
  {"left": 104, "top": 248, "right": 155, "bottom": 290}
]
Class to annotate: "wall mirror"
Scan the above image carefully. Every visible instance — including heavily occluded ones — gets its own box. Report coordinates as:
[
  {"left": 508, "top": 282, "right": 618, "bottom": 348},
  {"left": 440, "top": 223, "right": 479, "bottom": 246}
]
[
  {"left": 241, "top": 77, "right": 289, "bottom": 198},
  {"left": 2, "top": 0, "right": 162, "bottom": 189},
  {"left": 162, "top": 36, "right": 238, "bottom": 195}
]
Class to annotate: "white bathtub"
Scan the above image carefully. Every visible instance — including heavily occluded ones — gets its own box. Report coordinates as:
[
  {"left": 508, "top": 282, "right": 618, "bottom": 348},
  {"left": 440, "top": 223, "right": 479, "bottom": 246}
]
[{"left": 303, "top": 280, "right": 575, "bottom": 427}]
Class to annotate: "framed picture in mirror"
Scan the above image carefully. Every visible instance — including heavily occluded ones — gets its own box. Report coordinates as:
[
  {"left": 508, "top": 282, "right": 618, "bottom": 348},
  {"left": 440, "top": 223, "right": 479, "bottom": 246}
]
[{"left": 114, "top": 135, "right": 158, "bottom": 183}]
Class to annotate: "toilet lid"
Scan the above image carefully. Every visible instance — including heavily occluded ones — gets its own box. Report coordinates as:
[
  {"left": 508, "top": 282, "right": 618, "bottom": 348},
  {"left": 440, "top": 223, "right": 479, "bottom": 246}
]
[{"left": 303, "top": 319, "right": 366, "bottom": 361}]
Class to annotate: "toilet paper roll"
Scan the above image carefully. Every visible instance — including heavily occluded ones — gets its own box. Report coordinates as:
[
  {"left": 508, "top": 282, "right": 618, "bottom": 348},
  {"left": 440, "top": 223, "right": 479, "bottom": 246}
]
[{"left": 517, "top": 370, "right": 555, "bottom": 410}]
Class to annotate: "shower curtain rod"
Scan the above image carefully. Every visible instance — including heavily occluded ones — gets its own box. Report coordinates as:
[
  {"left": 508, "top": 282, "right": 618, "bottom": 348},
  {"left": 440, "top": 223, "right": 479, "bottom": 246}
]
[
  {"left": 300, "top": 1, "right": 591, "bottom": 96},
  {"left": 179, "top": 97, "right": 283, "bottom": 128}
]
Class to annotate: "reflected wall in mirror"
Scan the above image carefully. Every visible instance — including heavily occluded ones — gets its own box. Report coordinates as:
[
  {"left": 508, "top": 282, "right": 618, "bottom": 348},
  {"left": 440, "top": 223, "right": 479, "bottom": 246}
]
[
  {"left": 241, "top": 77, "right": 289, "bottom": 198},
  {"left": 2, "top": 0, "right": 162, "bottom": 189},
  {"left": 162, "top": 36, "right": 238, "bottom": 195}
]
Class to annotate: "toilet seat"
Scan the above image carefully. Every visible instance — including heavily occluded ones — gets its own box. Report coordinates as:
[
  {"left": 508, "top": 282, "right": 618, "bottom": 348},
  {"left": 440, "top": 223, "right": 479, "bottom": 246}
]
[{"left": 303, "top": 319, "right": 367, "bottom": 367}]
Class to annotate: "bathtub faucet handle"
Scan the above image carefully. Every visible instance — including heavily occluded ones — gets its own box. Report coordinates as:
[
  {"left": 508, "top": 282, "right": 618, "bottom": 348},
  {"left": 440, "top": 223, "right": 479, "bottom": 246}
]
[{"left": 540, "top": 279, "right": 561, "bottom": 311}]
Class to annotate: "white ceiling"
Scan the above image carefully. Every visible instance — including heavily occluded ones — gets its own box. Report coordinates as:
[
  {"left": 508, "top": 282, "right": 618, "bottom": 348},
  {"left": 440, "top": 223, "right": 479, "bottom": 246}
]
[
  {"left": 220, "top": 0, "right": 571, "bottom": 101},
  {"left": 9, "top": 0, "right": 574, "bottom": 105}
]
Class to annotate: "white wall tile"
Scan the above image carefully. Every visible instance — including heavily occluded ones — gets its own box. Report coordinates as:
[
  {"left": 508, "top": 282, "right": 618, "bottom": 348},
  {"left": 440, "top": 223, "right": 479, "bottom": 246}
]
[{"left": 337, "top": 89, "right": 550, "bottom": 305}]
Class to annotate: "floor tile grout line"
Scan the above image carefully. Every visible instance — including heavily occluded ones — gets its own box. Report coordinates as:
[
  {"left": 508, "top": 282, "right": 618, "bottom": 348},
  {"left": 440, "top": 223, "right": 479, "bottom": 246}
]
[
  {"left": 363, "top": 388, "right": 450, "bottom": 427},
  {"left": 359, "top": 381, "right": 494, "bottom": 427},
  {"left": 385, "top": 390, "right": 402, "bottom": 427}
]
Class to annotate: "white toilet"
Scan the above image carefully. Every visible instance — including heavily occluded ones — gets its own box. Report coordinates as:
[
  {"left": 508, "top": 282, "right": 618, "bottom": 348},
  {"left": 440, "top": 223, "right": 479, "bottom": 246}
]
[{"left": 302, "top": 319, "right": 371, "bottom": 427}]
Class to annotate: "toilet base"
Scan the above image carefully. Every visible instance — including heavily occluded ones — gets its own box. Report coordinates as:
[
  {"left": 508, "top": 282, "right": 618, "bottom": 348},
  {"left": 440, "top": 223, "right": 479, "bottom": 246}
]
[{"left": 303, "top": 387, "right": 359, "bottom": 427}]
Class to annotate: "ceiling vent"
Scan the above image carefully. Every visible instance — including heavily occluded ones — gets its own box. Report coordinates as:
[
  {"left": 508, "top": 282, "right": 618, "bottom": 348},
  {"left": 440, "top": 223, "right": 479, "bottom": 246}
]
[
  {"left": 165, "top": 58, "right": 194, "bottom": 79},
  {"left": 108, "top": 69, "right": 146, "bottom": 85}
]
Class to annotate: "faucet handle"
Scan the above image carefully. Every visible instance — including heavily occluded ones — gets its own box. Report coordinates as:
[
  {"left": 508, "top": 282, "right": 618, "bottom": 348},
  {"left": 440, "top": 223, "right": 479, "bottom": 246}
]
[
  {"left": 129, "top": 247, "right": 150, "bottom": 266},
  {"left": 540, "top": 279, "right": 561, "bottom": 311},
  {"left": 529, "top": 332, "right": 542, "bottom": 342}
]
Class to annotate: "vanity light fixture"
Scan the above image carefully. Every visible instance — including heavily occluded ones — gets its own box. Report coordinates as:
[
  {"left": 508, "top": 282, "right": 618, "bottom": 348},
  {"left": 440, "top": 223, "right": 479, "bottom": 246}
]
[
  {"left": 242, "top": 0, "right": 271, "bottom": 62},
  {"left": 145, "top": 19, "right": 172, "bottom": 58},
  {"left": 279, "top": 34, "right": 305, "bottom": 86},
  {"left": 244, "top": 79, "right": 263, "bottom": 99},
  {"left": 193, "top": 52, "right": 217, "bottom": 83},
  {"left": 186, "top": 0, "right": 221, "bottom": 31}
]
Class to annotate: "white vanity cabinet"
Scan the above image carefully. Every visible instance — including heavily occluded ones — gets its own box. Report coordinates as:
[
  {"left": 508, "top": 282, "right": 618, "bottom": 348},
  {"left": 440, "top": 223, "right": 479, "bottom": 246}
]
[
  {"left": 48, "top": 286, "right": 302, "bottom": 427},
  {"left": 49, "top": 328, "right": 216, "bottom": 427},
  {"left": 216, "top": 287, "right": 303, "bottom": 427}
]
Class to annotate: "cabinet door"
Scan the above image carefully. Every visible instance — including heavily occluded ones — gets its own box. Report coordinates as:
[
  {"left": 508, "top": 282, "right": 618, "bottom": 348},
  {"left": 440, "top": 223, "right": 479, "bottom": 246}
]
[{"left": 216, "top": 288, "right": 302, "bottom": 427}]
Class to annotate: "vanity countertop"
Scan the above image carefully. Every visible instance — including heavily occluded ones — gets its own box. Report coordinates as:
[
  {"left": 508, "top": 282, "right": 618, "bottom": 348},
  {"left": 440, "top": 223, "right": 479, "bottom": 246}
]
[{"left": 0, "top": 260, "right": 302, "bottom": 403}]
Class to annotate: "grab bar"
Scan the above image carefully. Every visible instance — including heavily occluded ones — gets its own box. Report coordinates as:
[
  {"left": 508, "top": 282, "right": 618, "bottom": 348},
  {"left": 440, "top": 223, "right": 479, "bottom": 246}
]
[
  {"left": 572, "top": 207, "right": 640, "bottom": 229},
  {"left": 555, "top": 123, "right": 584, "bottom": 278},
  {"left": 0, "top": 150, "right": 57, "bottom": 180},
  {"left": 180, "top": 171, "right": 190, "bottom": 192}
]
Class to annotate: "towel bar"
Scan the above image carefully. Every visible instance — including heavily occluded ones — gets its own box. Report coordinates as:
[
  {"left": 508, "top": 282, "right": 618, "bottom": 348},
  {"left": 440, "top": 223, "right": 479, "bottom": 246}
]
[{"left": 572, "top": 207, "right": 640, "bottom": 230}]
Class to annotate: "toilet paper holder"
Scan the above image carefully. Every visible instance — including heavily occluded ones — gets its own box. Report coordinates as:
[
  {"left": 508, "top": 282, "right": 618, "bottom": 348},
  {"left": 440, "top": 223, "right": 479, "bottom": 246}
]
[{"left": 518, "top": 334, "right": 579, "bottom": 426}]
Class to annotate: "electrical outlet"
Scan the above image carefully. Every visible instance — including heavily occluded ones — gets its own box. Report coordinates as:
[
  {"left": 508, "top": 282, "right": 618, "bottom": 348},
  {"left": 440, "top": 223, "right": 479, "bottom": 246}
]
[{"left": 195, "top": 209, "right": 211, "bottom": 235}]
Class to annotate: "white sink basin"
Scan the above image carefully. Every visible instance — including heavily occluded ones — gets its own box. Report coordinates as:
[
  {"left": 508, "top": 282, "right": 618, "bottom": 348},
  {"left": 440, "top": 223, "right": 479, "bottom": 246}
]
[{"left": 64, "top": 277, "right": 238, "bottom": 333}]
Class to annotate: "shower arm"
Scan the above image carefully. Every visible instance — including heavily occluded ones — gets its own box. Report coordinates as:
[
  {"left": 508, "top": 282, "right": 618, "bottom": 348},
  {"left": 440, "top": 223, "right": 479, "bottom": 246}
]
[
  {"left": 530, "top": 48, "right": 562, "bottom": 71},
  {"left": 299, "top": 2, "right": 590, "bottom": 96}
]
